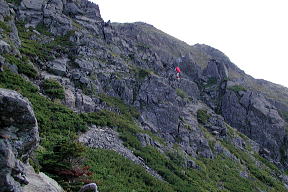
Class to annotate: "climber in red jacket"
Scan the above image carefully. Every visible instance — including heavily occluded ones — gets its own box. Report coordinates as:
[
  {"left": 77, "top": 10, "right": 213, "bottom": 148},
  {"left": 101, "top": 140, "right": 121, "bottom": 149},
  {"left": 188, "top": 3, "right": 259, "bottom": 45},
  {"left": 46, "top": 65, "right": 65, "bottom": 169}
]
[{"left": 175, "top": 66, "right": 181, "bottom": 79}]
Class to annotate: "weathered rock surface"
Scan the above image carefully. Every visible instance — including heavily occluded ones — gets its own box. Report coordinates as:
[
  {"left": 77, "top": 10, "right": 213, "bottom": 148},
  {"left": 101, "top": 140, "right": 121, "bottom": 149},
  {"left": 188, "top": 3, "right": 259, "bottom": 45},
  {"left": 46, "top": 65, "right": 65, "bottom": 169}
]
[
  {"left": 0, "top": 88, "right": 39, "bottom": 191},
  {"left": 23, "top": 165, "right": 64, "bottom": 192},
  {"left": 47, "top": 57, "right": 68, "bottom": 76},
  {"left": 0, "top": 88, "right": 63, "bottom": 192},
  {"left": 222, "top": 90, "right": 287, "bottom": 164}
]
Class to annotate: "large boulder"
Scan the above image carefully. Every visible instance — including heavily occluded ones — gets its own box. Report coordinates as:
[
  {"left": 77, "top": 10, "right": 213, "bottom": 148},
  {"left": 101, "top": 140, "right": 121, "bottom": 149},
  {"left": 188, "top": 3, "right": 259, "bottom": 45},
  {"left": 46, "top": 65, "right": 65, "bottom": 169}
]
[
  {"left": 0, "top": 88, "right": 65, "bottom": 192},
  {"left": 0, "top": 88, "right": 39, "bottom": 192}
]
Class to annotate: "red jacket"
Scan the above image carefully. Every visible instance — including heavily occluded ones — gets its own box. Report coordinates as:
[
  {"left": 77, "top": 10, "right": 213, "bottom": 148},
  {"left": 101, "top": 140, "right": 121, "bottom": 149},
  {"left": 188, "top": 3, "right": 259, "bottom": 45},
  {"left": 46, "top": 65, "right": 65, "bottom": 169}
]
[{"left": 175, "top": 67, "right": 181, "bottom": 73}]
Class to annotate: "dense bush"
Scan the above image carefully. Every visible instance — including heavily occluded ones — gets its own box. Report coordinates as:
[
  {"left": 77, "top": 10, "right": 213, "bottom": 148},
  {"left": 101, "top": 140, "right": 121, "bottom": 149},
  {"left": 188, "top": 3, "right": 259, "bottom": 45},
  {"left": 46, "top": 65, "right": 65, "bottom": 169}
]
[
  {"left": 197, "top": 109, "right": 210, "bottom": 124},
  {"left": 17, "top": 21, "right": 75, "bottom": 62},
  {"left": 3, "top": 54, "right": 38, "bottom": 78},
  {"left": 0, "top": 21, "right": 12, "bottom": 34},
  {"left": 228, "top": 85, "right": 247, "bottom": 92},
  {"left": 5, "top": 0, "right": 21, "bottom": 5},
  {"left": 176, "top": 88, "right": 188, "bottom": 99},
  {"left": 42, "top": 79, "right": 65, "bottom": 100}
]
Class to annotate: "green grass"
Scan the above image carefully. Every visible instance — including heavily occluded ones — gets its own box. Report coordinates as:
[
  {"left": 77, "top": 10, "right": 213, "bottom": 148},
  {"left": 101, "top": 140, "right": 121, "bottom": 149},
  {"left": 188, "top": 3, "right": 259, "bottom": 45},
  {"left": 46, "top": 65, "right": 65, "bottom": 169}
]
[
  {"left": 222, "top": 141, "right": 286, "bottom": 191},
  {"left": 204, "top": 77, "right": 217, "bottom": 88},
  {"left": 130, "top": 66, "right": 153, "bottom": 80}
]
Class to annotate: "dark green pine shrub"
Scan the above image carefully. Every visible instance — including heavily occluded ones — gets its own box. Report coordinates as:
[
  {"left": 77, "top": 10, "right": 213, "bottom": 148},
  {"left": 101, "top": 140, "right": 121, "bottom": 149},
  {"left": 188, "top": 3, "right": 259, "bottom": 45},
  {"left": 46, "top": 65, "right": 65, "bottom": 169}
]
[
  {"left": 228, "top": 85, "right": 247, "bottom": 92},
  {"left": 42, "top": 79, "right": 65, "bottom": 100},
  {"left": 5, "top": 0, "right": 21, "bottom": 5},
  {"left": 197, "top": 109, "right": 210, "bottom": 124},
  {"left": 0, "top": 20, "right": 12, "bottom": 34},
  {"left": 3, "top": 54, "right": 38, "bottom": 78},
  {"left": 176, "top": 88, "right": 188, "bottom": 99}
]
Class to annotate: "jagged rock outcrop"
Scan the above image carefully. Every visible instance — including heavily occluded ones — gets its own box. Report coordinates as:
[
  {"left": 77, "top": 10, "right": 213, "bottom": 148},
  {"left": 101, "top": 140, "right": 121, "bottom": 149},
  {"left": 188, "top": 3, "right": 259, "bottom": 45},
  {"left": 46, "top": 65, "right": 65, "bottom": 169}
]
[{"left": 222, "top": 89, "right": 288, "bottom": 165}]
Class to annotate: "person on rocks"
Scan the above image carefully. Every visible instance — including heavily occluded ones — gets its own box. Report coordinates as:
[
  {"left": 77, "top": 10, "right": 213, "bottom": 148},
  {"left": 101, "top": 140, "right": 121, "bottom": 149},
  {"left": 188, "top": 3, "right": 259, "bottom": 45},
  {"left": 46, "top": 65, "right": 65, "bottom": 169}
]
[
  {"left": 175, "top": 66, "right": 181, "bottom": 79},
  {"left": 78, "top": 183, "right": 98, "bottom": 192}
]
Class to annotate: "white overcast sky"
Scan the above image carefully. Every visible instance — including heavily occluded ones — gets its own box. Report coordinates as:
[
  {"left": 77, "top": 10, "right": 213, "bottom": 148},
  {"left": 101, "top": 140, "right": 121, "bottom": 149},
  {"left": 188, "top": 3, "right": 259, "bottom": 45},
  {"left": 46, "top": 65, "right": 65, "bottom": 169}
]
[{"left": 91, "top": 0, "right": 288, "bottom": 87}]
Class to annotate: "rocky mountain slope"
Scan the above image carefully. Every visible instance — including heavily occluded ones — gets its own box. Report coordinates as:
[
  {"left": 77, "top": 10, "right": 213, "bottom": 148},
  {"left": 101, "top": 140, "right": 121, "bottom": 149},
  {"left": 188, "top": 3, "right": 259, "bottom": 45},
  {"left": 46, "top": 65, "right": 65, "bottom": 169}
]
[{"left": 1, "top": 0, "right": 288, "bottom": 191}]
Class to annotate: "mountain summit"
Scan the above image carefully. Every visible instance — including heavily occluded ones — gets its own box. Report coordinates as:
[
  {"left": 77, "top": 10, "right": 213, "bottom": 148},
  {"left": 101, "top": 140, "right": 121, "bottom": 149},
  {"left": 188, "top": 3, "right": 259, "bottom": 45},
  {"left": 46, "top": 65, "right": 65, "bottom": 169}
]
[{"left": 1, "top": 0, "right": 288, "bottom": 191}]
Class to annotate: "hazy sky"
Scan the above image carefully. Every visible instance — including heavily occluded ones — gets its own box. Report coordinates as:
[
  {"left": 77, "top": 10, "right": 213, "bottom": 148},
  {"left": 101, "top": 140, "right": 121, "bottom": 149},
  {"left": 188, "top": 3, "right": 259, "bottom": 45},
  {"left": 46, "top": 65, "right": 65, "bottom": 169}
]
[{"left": 91, "top": 0, "right": 288, "bottom": 87}]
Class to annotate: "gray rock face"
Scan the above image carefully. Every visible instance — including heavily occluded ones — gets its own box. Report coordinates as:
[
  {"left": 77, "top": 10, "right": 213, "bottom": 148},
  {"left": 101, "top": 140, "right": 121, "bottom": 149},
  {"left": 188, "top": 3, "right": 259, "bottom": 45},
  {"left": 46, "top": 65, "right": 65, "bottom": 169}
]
[
  {"left": 203, "top": 59, "right": 228, "bottom": 81},
  {"left": 222, "top": 90, "right": 287, "bottom": 162},
  {"left": 0, "top": 39, "right": 10, "bottom": 53},
  {"left": 47, "top": 58, "right": 68, "bottom": 76},
  {"left": 0, "top": 0, "right": 20, "bottom": 46},
  {"left": 0, "top": 88, "right": 39, "bottom": 192},
  {"left": 75, "top": 91, "right": 96, "bottom": 112},
  {"left": 0, "top": 0, "right": 9, "bottom": 18},
  {"left": 136, "top": 76, "right": 179, "bottom": 134},
  {"left": 19, "top": 0, "right": 45, "bottom": 27},
  {"left": 43, "top": 0, "right": 72, "bottom": 35},
  {"left": 64, "top": 2, "right": 84, "bottom": 16}
]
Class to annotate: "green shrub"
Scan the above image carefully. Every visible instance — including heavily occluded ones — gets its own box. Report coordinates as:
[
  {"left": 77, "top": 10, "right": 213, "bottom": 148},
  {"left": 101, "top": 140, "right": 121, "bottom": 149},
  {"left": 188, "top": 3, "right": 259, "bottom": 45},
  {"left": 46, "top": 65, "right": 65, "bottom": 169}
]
[
  {"left": 0, "top": 21, "right": 12, "bottom": 34},
  {"left": 278, "top": 110, "right": 288, "bottom": 122},
  {"left": 130, "top": 66, "right": 153, "bottom": 80},
  {"left": 17, "top": 21, "right": 75, "bottom": 62},
  {"left": 228, "top": 85, "right": 247, "bottom": 92},
  {"left": 42, "top": 79, "right": 65, "bottom": 100},
  {"left": 138, "top": 68, "right": 150, "bottom": 79},
  {"left": 35, "top": 23, "right": 53, "bottom": 36},
  {"left": 3, "top": 54, "right": 38, "bottom": 78},
  {"left": 197, "top": 109, "right": 210, "bottom": 124},
  {"left": 86, "top": 148, "right": 174, "bottom": 192},
  {"left": 176, "top": 88, "right": 188, "bottom": 99},
  {"left": 99, "top": 94, "right": 139, "bottom": 119},
  {"left": 204, "top": 77, "right": 217, "bottom": 88},
  {"left": 5, "top": 0, "right": 21, "bottom": 5}
]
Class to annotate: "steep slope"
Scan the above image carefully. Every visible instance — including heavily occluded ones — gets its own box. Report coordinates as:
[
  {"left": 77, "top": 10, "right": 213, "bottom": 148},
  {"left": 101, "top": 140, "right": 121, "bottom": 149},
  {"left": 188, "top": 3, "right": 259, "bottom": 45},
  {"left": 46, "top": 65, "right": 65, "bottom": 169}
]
[{"left": 0, "top": 0, "right": 288, "bottom": 191}]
